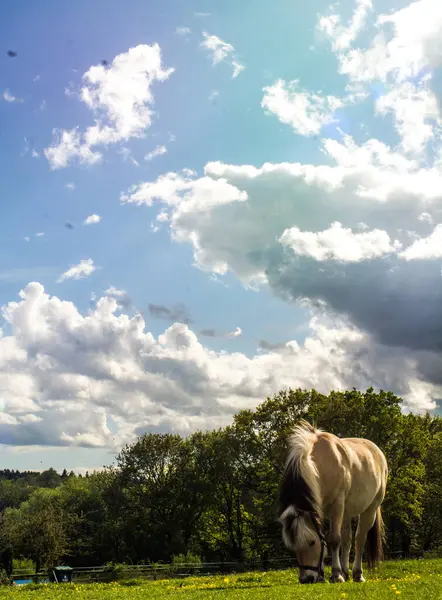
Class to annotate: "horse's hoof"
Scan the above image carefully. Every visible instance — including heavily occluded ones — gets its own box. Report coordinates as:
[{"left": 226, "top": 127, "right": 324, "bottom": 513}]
[
  {"left": 342, "top": 571, "right": 349, "bottom": 582},
  {"left": 329, "top": 573, "right": 346, "bottom": 583},
  {"left": 353, "top": 573, "right": 366, "bottom": 583}
]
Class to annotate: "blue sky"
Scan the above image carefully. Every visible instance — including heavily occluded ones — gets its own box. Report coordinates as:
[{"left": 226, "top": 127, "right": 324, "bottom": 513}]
[
  {"left": 1, "top": 0, "right": 442, "bottom": 473},
  {"left": 0, "top": 0, "right": 319, "bottom": 345}
]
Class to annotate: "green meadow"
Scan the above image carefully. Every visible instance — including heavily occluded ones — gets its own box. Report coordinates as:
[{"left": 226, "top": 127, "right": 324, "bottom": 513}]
[{"left": 3, "top": 559, "right": 442, "bottom": 600}]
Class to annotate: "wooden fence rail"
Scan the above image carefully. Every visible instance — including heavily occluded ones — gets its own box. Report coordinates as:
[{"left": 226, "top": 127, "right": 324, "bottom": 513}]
[{"left": 11, "top": 551, "right": 409, "bottom": 584}]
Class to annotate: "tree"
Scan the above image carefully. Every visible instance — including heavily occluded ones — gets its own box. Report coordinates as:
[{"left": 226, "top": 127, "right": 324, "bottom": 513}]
[
  {"left": 2, "top": 488, "right": 69, "bottom": 572},
  {"left": 56, "top": 474, "right": 107, "bottom": 566},
  {"left": 37, "top": 468, "right": 62, "bottom": 489},
  {"left": 111, "top": 433, "right": 215, "bottom": 562}
]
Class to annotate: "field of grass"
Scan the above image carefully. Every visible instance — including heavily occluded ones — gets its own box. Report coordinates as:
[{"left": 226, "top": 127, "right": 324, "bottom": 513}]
[{"left": 2, "top": 559, "right": 442, "bottom": 599}]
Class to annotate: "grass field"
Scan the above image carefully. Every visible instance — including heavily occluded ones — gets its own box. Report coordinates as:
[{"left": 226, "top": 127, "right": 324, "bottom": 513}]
[{"left": 2, "top": 559, "right": 442, "bottom": 599}]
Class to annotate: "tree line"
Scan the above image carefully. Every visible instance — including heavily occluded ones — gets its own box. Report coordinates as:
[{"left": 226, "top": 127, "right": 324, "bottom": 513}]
[{"left": 1, "top": 387, "right": 442, "bottom": 577}]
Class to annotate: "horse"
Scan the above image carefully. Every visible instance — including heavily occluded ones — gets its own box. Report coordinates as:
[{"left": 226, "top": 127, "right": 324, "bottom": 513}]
[{"left": 278, "top": 419, "right": 388, "bottom": 584}]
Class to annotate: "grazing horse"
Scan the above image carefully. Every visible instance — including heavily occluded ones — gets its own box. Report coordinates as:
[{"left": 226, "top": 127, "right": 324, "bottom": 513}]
[{"left": 278, "top": 420, "right": 388, "bottom": 584}]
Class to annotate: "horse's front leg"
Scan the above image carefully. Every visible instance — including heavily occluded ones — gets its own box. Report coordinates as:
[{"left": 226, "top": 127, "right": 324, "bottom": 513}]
[
  {"left": 340, "top": 519, "right": 352, "bottom": 581},
  {"left": 328, "top": 506, "right": 346, "bottom": 583}
]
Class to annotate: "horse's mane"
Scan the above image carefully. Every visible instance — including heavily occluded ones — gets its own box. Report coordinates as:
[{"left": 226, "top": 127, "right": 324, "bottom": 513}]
[{"left": 278, "top": 419, "right": 323, "bottom": 521}]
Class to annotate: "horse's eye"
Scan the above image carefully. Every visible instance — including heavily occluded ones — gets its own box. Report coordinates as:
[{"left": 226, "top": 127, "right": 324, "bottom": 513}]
[{"left": 309, "top": 540, "right": 316, "bottom": 547}]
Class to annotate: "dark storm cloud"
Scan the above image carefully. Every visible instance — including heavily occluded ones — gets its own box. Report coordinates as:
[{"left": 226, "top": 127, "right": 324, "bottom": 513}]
[
  {"left": 148, "top": 303, "right": 192, "bottom": 324},
  {"left": 200, "top": 328, "right": 217, "bottom": 337},
  {"left": 264, "top": 246, "right": 442, "bottom": 355},
  {"left": 258, "top": 339, "right": 287, "bottom": 351}
]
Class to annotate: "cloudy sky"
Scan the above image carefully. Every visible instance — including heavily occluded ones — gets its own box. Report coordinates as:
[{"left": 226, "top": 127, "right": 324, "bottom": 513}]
[{"left": 1, "top": 0, "right": 442, "bottom": 473}]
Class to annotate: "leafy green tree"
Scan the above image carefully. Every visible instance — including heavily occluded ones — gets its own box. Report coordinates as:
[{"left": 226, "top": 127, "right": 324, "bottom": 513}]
[
  {"left": 195, "top": 428, "right": 253, "bottom": 561},
  {"left": 0, "top": 479, "right": 34, "bottom": 513},
  {"left": 110, "top": 433, "right": 216, "bottom": 562},
  {"left": 56, "top": 474, "right": 107, "bottom": 566},
  {"left": 2, "top": 488, "right": 69, "bottom": 572}
]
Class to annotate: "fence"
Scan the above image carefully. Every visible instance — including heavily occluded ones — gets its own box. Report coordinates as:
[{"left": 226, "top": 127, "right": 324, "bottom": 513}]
[{"left": 11, "top": 551, "right": 410, "bottom": 585}]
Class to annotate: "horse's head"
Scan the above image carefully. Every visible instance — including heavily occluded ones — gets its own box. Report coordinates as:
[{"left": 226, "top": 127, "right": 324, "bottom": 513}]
[{"left": 279, "top": 506, "right": 325, "bottom": 584}]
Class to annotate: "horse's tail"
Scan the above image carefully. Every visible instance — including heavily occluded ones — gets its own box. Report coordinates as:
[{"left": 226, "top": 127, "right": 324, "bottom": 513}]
[
  {"left": 366, "top": 506, "right": 385, "bottom": 570},
  {"left": 278, "top": 419, "right": 322, "bottom": 522}
]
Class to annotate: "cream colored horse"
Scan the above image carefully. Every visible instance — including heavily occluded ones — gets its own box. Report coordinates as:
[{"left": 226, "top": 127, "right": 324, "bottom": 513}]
[{"left": 278, "top": 420, "right": 388, "bottom": 584}]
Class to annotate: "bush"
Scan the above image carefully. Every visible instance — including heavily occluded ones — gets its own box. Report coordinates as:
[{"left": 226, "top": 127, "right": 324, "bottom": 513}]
[
  {"left": 172, "top": 553, "right": 202, "bottom": 574},
  {"left": 0, "top": 570, "right": 12, "bottom": 586},
  {"left": 12, "top": 558, "right": 35, "bottom": 573},
  {"left": 103, "top": 562, "right": 128, "bottom": 581},
  {"left": 424, "top": 547, "right": 442, "bottom": 559}
]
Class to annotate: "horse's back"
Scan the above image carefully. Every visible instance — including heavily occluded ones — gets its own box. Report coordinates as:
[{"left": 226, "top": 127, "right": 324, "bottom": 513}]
[
  {"left": 341, "top": 436, "right": 387, "bottom": 516},
  {"left": 313, "top": 432, "right": 387, "bottom": 518},
  {"left": 342, "top": 437, "right": 388, "bottom": 473}
]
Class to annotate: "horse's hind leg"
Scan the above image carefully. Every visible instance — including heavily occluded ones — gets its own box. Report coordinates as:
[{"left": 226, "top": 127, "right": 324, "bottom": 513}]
[
  {"left": 340, "top": 519, "right": 352, "bottom": 581},
  {"left": 352, "top": 508, "right": 376, "bottom": 582}
]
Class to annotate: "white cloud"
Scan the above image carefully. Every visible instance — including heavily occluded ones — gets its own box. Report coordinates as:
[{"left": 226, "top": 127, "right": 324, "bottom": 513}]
[
  {"left": 176, "top": 27, "right": 191, "bottom": 35},
  {"left": 57, "top": 259, "right": 96, "bottom": 283},
  {"left": 65, "top": 182, "right": 76, "bottom": 191},
  {"left": 118, "top": 146, "right": 140, "bottom": 166},
  {"left": 83, "top": 214, "right": 101, "bottom": 225},
  {"left": 22, "top": 137, "right": 30, "bottom": 157},
  {"left": 280, "top": 221, "right": 401, "bottom": 262},
  {"left": 44, "top": 44, "right": 174, "bottom": 169},
  {"left": 201, "top": 32, "right": 245, "bottom": 78},
  {"left": 3, "top": 90, "right": 23, "bottom": 103},
  {"left": 115, "top": 0, "right": 442, "bottom": 425},
  {"left": 104, "top": 286, "right": 126, "bottom": 298},
  {"left": 0, "top": 282, "right": 439, "bottom": 449},
  {"left": 145, "top": 144, "right": 167, "bottom": 161},
  {"left": 226, "top": 327, "right": 242, "bottom": 338},
  {"left": 121, "top": 129, "right": 442, "bottom": 356},
  {"left": 36, "top": 232, "right": 44, "bottom": 238},
  {"left": 103, "top": 286, "right": 132, "bottom": 310},
  {"left": 262, "top": 79, "right": 343, "bottom": 136},
  {"left": 399, "top": 224, "right": 442, "bottom": 260},
  {"left": 418, "top": 212, "right": 433, "bottom": 224},
  {"left": 201, "top": 33, "right": 233, "bottom": 63},
  {"left": 334, "top": 0, "right": 442, "bottom": 84},
  {"left": 21, "top": 414, "right": 42, "bottom": 424},
  {"left": 44, "top": 128, "right": 102, "bottom": 170},
  {"left": 121, "top": 168, "right": 247, "bottom": 211},
  {"left": 318, "top": 0, "right": 373, "bottom": 51},
  {"left": 316, "top": 0, "right": 442, "bottom": 160},
  {"left": 375, "top": 80, "right": 441, "bottom": 155},
  {"left": 231, "top": 60, "right": 245, "bottom": 79}
]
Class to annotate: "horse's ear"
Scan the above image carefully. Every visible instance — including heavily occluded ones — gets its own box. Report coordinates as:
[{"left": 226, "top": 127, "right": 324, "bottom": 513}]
[{"left": 279, "top": 505, "right": 298, "bottom": 529}]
